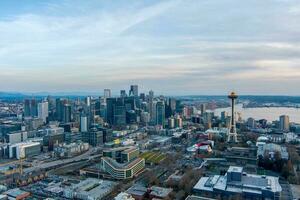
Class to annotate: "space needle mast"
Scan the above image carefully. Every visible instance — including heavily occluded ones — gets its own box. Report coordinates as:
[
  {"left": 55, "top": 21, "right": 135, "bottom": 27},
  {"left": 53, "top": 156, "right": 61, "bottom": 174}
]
[{"left": 227, "top": 91, "right": 238, "bottom": 143}]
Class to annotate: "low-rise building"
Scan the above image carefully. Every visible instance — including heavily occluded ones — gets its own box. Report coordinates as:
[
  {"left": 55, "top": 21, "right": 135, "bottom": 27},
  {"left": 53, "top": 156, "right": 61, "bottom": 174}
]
[
  {"left": 257, "top": 143, "right": 289, "bottom": 160},
  {"left": 114, "top": 192, "right": 135, "bottom": 200},
  {"left": 4, "top": 188, "right": 30, "bottom": 200},
  {"left": 126, "top": 184, "right": 148, "bottom": 200},
  {"left": 9, "top": 141, "right": 41, "bottom": 159},
  {"left": 193, "top": 166, "right": 282, "bottom": 200},
  {"left": 64, "top": 178, "right": 117, "bottom": 200},
  {"left": 149, "top": 186, "right": 173, "bottom": 199}
]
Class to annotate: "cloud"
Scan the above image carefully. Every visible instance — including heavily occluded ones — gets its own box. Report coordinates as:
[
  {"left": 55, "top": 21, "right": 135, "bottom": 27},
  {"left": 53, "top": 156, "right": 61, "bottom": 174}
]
[{"left": 0, "top": 0, "right": 300, "bottom": 95}]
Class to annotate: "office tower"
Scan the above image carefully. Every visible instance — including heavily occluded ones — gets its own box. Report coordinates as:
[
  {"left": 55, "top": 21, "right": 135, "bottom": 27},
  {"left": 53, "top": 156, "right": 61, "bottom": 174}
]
[
  {"left": 169, "top": 98, "right": 176, "bottom": 113},
  {"left": 80, "top": 115, "right": 88, "bottom": 132},
  {"left": 106, "top": 98, "right": 116, "bottom": 125},
  {"left": 156, "top": 101, "right": 165, "bottom": 127},
  {"left": 141, "top": 112, "right": 150, "bottom": 124},
  {"left": 24, "top": 99, "right": 31, "bottom": 117},
  {"left": 227, "top": 92, "right": 238, "bottom": 143},
  {"left": 56, "top": 98, "right": 68, "bottom": 121},
  {"left": 221, "top": 111, "right": 228, "bottom": 121},
  {"left": 38, "top": 101, "right": 49, "bottom": 123},
  {"left": 24, "top": 99, "right": 38, "bottom": 117},
  {"left": 114, "top": 98, "right": 126, "bottom": 125},
  {"left": 129, "top": 85, "right": 138, "bottom": 97},
  {"left": 247, "top": 118, "right": 256, "bottom": 129},
  {"left": 175, "top": 99, "right": 183, "bottom": 113},
  {"left": 149, "top": 90, "right": 154, "bottom": 121},
  {"left": 120, "top": 90, "right": 127, "bottom": 98},
  {"left": 200, "top": 104, "right": 206, "bottom": 116},
  {"left": 62, "top": 104, "right": 71, "bottom": 123},
  {"left": 279, "top": 115, "right": 290, "bottom": 131},
  {"left": 126, "top": 110, "right": 137, "bottom": 124},
  {"left": 81, "top": 128, "right": 103, "bottom": 146},
  {"left": 85, "top": 96, "right": 91, "bottom": 107},
  {"left": 104, "top": 89, "right": 111, "bottom": 98},
  {"left": 183, "top": 106, "right": 193, "bottom": 119},
  {"left": 31, "top": 99, "right": 38, "bottom": 117},
  {"left": 124, "top": 96, "right": 136, "bottom": 111},
  {"left": 98, "top": 127, "right": 113, "bottom": 143},
  {"left": 140, "top": 93, "right": 146, "bottom": 101}
]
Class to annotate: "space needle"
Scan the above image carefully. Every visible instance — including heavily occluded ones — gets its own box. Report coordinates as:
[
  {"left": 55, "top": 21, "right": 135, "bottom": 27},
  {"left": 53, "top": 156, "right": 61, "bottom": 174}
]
[{"left": 227, "top": 91, "right": 238, "bottom": 143}]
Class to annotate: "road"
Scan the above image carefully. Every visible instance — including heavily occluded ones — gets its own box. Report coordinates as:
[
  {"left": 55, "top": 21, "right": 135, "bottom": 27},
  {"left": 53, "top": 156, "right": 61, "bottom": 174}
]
[{"left": 24, "top": 149, "right": 102, "bottom": 174}]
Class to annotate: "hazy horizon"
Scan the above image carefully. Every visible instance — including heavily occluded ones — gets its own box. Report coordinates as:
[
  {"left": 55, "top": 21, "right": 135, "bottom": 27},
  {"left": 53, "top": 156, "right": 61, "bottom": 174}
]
[{"left": 1, "top": 0, "right": 300, "bottom": 95}]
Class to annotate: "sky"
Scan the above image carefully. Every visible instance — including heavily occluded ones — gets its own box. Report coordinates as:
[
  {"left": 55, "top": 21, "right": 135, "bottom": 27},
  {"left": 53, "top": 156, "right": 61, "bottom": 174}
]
[{"left": 1, "top": 0, "right": 300, "bottom": 95}]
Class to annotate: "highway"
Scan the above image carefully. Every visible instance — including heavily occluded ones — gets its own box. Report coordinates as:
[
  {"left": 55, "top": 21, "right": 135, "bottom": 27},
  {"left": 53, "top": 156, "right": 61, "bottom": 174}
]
[{"left": 24, "top": 148, "right": 102, "bottom": 174}]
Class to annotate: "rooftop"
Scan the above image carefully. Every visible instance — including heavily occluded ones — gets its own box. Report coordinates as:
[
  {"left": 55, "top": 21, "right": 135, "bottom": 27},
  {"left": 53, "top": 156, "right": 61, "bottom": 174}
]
[
  {"left": 193, "top": 166, "right": 282, "bottom": 196},
  {"left": 150, "top": 186, "right": 172, "bottom": 198},
  {"left": 102, "top": 157, "right": 144, "bottom": 170}
]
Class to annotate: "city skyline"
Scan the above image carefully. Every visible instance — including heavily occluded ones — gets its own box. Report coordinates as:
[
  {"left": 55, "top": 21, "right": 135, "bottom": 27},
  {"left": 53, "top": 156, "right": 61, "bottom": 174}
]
[{"left": 1, "top": 0, "right": 300, "bottom": 95}]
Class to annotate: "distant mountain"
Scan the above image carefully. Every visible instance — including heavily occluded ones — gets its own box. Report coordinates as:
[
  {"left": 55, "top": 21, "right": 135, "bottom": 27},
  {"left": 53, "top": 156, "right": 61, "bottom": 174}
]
[{"left": 0, "top": 92, "right": 26, "bottom": 97}]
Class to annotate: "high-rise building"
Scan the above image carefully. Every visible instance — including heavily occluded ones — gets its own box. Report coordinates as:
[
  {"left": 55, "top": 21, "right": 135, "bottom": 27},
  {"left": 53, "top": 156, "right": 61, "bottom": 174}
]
[
  {"left": 24, "top": 99, "right": 31, "bottom": 117},
  {"left": 24, "top": 99, "right": 38, "bottom": 117},
  {"left": 221, "top": 111, "right": 228, "bottom": 121},
  {"left": 200, "top": 104, "right": 206, "bottom": 116},
  {"left": 104, "top": 89, "right": 111, "bottom": 98},
  {"left": 120, "top": 90, "right": 127, "bottom": 98},
  {"left": 56, "top": 98, "right": 68, "bottom": 121},
  {"left": 129, "top": 85, "right": 138, "bottom": 97},
  {"left": 156, "top": 101, "right": 165, "bottom": 127},
  {"left": 81, "top": 128, "right": 103, "bottom": 146},
  {"left": 31, "top": 99, "right": 38, "bottom": 117},
  {"left": 80, "top": 115, "right": 88, "bottom": 132},
  {"left": 63, "top": 104, "right": 72, "bottom": 123},
  {"left": 279, "top": 115, "right": 290, "bottom": 131},
  {"left": 106, "top": 98, "right": 127, "bottom": 126},
  {"left": 114, "top": 98, "right": 126, "bottom": 126},
  {"left": 175, "top": 116, "right": 183, "bottom": 128},
  {"left": 38, "top": 101, "right": 49, "bottom": 123},
  {"left": 247, "top": 117, "right": 256, "bottom": 129},
  {"left": 148, "top": 90, "right": 154, "bottom": 122},
  {"left": 85, "top": 96, "right": 91, "bottom": 107}
]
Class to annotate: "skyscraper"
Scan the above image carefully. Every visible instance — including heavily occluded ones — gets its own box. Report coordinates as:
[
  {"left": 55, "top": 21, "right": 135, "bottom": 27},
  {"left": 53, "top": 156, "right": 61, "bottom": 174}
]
[
  {"left": 279, "top": 115, "right": 290, "bottom": 131},
  {"left": 156, "top": 101, "right": 165, "bottom": 127},
  {"left": 56, "top": 98, "right": 68, "bottom": 121},
  {"left": 227, "top": 92, "right": 238, "bottom": 143},
  {"left": 149, "top": 90, "right": 154, "bottom": 122},
  {"left": 80, "top": 115, "right": 88, "bottom": 132},
  {"left": 129, "top": 85, "right": 138, "bottom": 97},
  {"left": 85, "top": 96, "right": 91, "bottom": 107},
  {"left": 62, "top": 104, "right": 71, "bottom": 123},
  {"left": 24, "top": 99, "right": 31, "bottom": 117},
  {"left": 106, "top": 98, "right": 116, "bottom": 125},
  {"left": 200, "top": 104, "right": 206, "bottom": 116},
  {"left": 38, "top": 101, "right": 49, "bottom": 123},
  {"left": 31, "top": 99, "right": 38, "bottom": 117},
  {"left": 120, "top": 90, "right": 127, "bottom": 98},
  {"left": 104, "top": 89, "right": 111, "bottom": 98},
  {"left": 24, "top": 99, "right": 38, "bottom": 117},
  {"left": 114, "top": 98, "right": 126, "bottom": 125}
]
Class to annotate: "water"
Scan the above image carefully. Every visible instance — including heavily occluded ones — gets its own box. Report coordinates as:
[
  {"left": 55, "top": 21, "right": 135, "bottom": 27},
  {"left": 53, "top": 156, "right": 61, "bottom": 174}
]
[{"left": 213, "top": 104, "right": 300, "bottom": 123}]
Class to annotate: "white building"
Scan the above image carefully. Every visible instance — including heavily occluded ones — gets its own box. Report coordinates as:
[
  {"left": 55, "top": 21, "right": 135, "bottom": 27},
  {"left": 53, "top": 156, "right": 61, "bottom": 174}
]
[
  {"left": 64, "top": 178, "right": 117, "bottom": 200},
  {"left": 9, "top": 141, "right": 41, "bottom": 159},
  {"left": 114, "top": 193, "right": 135, "bottom": 200},
  {"left": 38, "top": 101, "right": 49, "bottom": 123}
]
